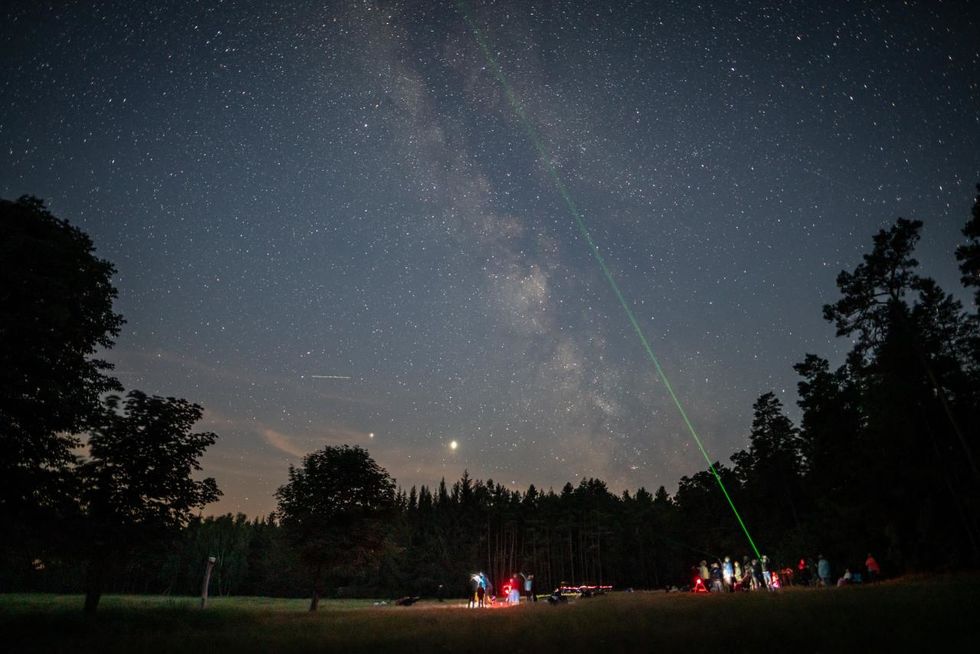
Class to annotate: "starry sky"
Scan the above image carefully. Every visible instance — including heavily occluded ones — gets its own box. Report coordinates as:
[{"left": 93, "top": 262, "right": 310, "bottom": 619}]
[{"left": 2, "top": 0, "right": 978, "bottom": 517}]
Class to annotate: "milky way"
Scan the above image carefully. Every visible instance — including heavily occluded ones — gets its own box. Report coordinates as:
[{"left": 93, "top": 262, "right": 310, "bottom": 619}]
[{"left": 2, "top": 0, "right": 977, "bottom": 516}]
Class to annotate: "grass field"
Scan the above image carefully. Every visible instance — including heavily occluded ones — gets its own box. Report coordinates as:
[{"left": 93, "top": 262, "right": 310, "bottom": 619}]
[{"left": 2, "top": 576, "right": 974, "bottom": 653}]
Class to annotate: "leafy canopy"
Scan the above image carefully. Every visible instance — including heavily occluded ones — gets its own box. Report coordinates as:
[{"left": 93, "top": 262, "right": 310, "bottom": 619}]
[
  {"left": 80, "top": 390, "right": 221, "bottom": 538},
  {"left": 275, "top": 445, "right": 396, "bottom": 571},
  {"left": 1, "top": 196, "right": 124, "bottom": 520}
]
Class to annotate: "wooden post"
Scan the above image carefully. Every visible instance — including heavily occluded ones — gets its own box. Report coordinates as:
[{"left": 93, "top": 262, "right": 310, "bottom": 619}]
[{"left": 201, "top": 556, "right": 216, "bottom": 608}]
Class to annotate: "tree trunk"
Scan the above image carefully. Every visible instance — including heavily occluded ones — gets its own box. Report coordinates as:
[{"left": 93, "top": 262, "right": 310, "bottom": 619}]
[
  {"left": 489, "top": 527, "right": 495, "bottom": 585},
  {"left": 568, "top": 532, "right": 574, "bottom": 584},
  {"left": 309, "top": 588, "right": 320, "bottom": 611},
  {"left": 309, "top": 566, "right": 322, "bottom": 611},
  {"left": 596, "top": 527, "right": 602, "bottom": 584},
  {"left": 83, "top": 560, "right": 104, "bottom": 614}
]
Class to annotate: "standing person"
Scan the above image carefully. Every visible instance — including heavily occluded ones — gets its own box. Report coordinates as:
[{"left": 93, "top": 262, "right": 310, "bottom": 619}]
[
  {"left": 509, "top": 578, "right": 521, "bottom": 605},
  {"left": 523, "top": 573, "right": 535, "bottom": 602},
  {"left": 480, "top": 572, "right": 493, "bottom": 602},
  {"left": 733, "top": 559, "right": 743, "bottom": 590},
  {"left": 722, "top": 557, "right": 734, "bottom": 591},
  {"left": 797, "top": 558, "right": 810, "bottom": 586},
  {"left": 699, "top": 560, "right": 710, "bottom": 583},
  {"left": 865, "top": 553, "right": 881, "bottom": 583},
  {"left": 710, "top": 561, "right": 724, "bottom": 592},
  {"left": 817, "top": 555, "right": 831, "bottom": 587},
  {"left": 477, "top": 584, "right": 486, "bottom": 608},
  {"left": 751, "top": 559, "right": 764, "bottom": 590}
]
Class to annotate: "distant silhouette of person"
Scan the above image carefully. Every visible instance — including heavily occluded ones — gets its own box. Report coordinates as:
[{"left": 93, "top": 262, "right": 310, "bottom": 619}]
[
  {"left": 760, "top": 555, "right": 772, "bottom": 590},
  {"left": 865, "top": 553, "right": 881, "bottom": 583},
  {"left": 520, "top": 572, "right": 535, "bottom": 602},
  {"left": 751, "top": 558, "right": 764, "bottom": 590},
  {"left": 817, "top": 555, "right": 831, "bottom": 586},
  {"left": 710, "top": 561, "right": 723, "bottom": 592},
  {"left": 477, "top": 585, "right": 486, "bottom": 608},
  {"left": 798, "top": 558, "right": 812, "bottom": 586}
]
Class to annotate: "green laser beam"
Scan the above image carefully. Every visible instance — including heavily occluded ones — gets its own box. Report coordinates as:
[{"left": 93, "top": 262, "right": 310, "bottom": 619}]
[{"left": 456, "top": 0, "right": 762, "bottom": 560}]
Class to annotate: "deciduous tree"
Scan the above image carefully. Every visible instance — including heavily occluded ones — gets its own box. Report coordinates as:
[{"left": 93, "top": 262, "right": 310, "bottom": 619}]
[
  {"left": 0, "top": 197, "right": 124, "bottom": 535},
  {"left": 275, "top": 445, "right": 396, "bottom": 610},
  {"left": 78, "top": 391, "right": 220, "bottom": 612}
]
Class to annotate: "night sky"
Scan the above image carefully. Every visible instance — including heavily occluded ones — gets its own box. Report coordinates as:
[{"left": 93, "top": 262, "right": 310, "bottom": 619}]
[{"left": 2, "top": 0, "right": 978, "bottom": 517}]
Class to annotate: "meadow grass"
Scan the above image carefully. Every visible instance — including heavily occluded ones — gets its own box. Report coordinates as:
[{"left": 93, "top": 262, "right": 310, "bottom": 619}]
[{"left": 2, "top": 575, "right": 973, "bottom": 653}]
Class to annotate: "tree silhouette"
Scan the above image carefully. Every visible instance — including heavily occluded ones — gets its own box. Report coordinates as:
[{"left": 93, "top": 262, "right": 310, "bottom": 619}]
[
  {"left": 674, "top": 462, "right": 743, "bottom": 558},
  {"left": 956, "top": 184, "right": 980, "bottom": 308},
  {"left": 275, "top": 445, "right": 396, "bottom": 610},
  {"left": 793, "top": 353, "right": 865, "bottom": 547},
  {"left": 731, "top": 393, "right": 805, "bottom": 553},
  {"left": 78, "top": 391, "right": 221, "bottom": 612},
  {"left": 814, "top": 215, "right": 979, "bottom": 565},
  {"left": 0, "top": 196, "right": 124, "bottom": 549},
  {"left": 822, "top": 217, "right": 924, "bottom": 361}
]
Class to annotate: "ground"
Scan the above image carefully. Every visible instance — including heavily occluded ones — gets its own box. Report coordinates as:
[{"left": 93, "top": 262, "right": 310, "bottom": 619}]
[{"left": 2, "top": 575, "right": 973, "bottom": 653}]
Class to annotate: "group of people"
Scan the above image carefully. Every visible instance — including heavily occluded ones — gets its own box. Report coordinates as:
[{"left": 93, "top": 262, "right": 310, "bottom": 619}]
[
  {"left": 693, "top": 552, "right": 882, "bottom": 592},
  {"left": 694, "top": 555, "right": 779, "bottom": 592},
  {"left": 468, "top": 572, "right": 492, "bottom": 607},
  {"left": 790, "top": 553, "right": 881, "bottom": 587},
  {"left": 468, "top": 571, "right": 536, "bottom": 607}
]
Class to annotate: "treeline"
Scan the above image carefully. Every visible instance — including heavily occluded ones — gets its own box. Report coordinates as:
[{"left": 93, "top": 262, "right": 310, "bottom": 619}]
[
  {"left": 2, "top": 480, "right": 679, "bottom": 597},
  {"left": 3, "top": 189, "right": 980, "bottom": 602}
]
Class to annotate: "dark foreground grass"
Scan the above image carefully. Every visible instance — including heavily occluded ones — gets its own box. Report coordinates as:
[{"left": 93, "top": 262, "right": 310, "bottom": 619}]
[{"left": 2, "top": 575, "right": 974, "bottom": 653}]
